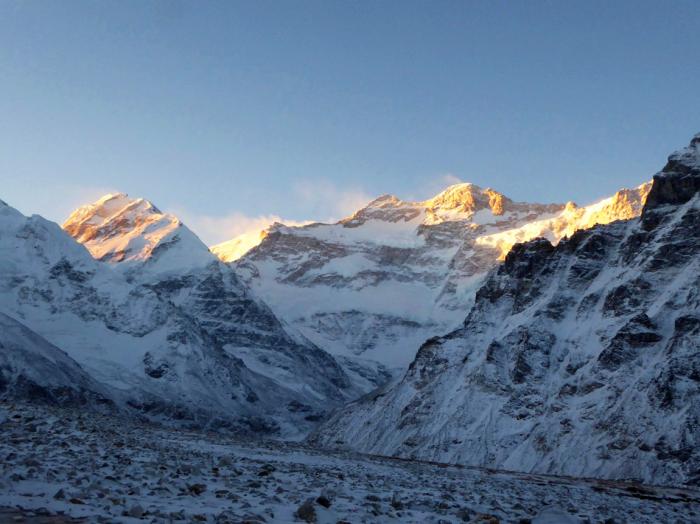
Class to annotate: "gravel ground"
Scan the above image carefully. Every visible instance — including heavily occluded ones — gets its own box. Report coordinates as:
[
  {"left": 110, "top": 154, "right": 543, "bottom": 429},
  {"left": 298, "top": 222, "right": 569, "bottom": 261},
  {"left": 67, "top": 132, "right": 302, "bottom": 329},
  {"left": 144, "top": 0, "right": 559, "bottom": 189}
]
[{"left": 1, "top": 402, "right": 698, "bottom": 523}]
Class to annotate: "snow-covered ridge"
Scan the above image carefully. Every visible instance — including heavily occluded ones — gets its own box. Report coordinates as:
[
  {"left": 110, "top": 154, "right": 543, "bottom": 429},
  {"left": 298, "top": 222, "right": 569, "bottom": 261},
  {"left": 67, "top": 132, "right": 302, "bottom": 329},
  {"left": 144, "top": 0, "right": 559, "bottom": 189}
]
[
  {"left": 476, "top": 182, "right": 652, "bottom": 260},
  {"left": 231, "top": 181, "right": 651, "bottom": 368},
  {"left": 57, "top": 181, "right": 652, "bottom": 374},
  {"left": 311, "top": 134, "right": 700, "bottom": 486},
  {"left": 0, "top": 312, "right": 111, "bottom": 406},
  {"left": 338, "top": 183, "right": 564, "bottom": 230},
  {"left": 211, "top": 226, "right": 277, "bottom": 263}
]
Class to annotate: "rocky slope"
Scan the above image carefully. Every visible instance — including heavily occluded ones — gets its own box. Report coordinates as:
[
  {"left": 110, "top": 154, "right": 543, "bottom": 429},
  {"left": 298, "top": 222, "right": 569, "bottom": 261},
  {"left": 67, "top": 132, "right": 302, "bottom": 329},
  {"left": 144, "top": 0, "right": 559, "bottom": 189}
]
[
  {"left": 311, "top": 134, "right": 700, "bottom": 486},
  {"left": 3, "top": 402, "right": 699, "bottom": 523},
  {"left": 233, "top": 182, "right": 650, "bottom": 368},
  {"left": 0, "top": 312, "right": 111, "bottom": 407},
  {"left": 0, "top": 195, "right": 373, "bottom": 438}
]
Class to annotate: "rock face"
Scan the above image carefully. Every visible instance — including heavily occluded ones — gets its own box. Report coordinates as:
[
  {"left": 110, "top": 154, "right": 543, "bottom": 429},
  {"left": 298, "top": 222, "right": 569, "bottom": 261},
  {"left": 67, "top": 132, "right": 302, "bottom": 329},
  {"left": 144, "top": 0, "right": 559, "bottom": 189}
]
[
  {"left": 233, "top": 182, "right": 650, "bottom": 369},
  {"left": 310, "top": 135, "right": 700, "bottom": 486},
  {"left": 1, "top": 195, "right": 369, "bottom": 438}
]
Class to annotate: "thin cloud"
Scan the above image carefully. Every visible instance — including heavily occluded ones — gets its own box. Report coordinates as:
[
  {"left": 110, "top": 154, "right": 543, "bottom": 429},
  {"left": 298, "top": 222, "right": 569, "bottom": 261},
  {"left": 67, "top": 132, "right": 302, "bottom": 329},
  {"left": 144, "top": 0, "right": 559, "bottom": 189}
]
[
  {"left": 292, "top": 179, "right": 374, "bottom": 222},
  {"left": 172, "top": 179, "right": 374, "bottom": 247},
  {"left": 176, "top": 211, "right": 310, "bottom": 246},
  {"left": 404, "top": 173, "right": 466, "bottom": 202},
  {"left": 440, "top": 173, "right": 463, "bottom": 187}
]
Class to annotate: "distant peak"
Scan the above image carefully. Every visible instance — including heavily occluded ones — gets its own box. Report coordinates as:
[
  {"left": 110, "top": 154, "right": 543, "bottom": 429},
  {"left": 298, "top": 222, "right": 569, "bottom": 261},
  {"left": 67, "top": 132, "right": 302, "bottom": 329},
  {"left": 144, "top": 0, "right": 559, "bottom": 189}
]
[
  {"left": 425, "top": 182, "right": 511, "bottom": 216},
  {"left": 62, "top": 192, "right": 209, "bottom": 267},
  {"left": 433, "top": 181, "right": 480, "bottom": 194},
  {"left": 366, "top": 194, "right": 401, "bottom": 207},
  {"left": 211, "top": 229, "right": 268, "bottom": 263},
  {"left": 425, "top": 182, "right": 493, "bottom": 203}
]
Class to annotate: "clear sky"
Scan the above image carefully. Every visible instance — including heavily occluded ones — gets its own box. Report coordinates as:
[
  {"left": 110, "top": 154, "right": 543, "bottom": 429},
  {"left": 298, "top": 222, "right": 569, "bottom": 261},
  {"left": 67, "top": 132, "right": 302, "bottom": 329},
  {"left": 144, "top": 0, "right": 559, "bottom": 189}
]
[{"left": 1, "top": 0, "right": 699, "bottom": 244}]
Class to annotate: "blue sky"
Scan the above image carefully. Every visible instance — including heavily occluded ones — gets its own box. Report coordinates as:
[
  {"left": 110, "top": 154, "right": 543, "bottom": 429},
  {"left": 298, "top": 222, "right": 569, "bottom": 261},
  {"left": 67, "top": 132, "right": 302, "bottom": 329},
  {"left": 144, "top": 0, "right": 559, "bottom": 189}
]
[{"left": 1, "top": 0, "right": 699, "bottom": 244}]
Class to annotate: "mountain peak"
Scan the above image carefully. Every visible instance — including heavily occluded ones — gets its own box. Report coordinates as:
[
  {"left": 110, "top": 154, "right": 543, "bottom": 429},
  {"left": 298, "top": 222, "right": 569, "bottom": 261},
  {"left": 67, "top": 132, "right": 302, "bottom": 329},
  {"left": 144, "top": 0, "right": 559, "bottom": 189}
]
[
  {"left": 424, "top": 183, "right": 511, "bottom": 216},
  {"left": 364, "top": 194, "right": 402, "bottom": 208},
  {"left": 342, "top": 183, "right": 517, "bottom": 228},
  {"left": 88, "top": 193, "right": 163, "bottom": 220},
  {"left": 95, "top": 192, "right": 128, "bottom": 204},
  {"left": 643, "top": 133, "right": 700, "bottom": 215},
  {"left": 63, "top": 193, "right": 211, "bottom": 270},
  {"left": 430, "top": 181, "right": 480, "bottom": 195},
  {"left": 665, "top": 133, "right": 700, "bottom": 172}
]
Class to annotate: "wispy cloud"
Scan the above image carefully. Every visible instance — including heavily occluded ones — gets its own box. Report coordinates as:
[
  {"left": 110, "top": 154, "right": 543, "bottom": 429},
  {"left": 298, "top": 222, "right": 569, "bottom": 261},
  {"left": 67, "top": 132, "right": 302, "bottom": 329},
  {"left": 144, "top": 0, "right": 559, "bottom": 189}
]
[
  {"left": 440, "top": 173, "right": 463, "bottom": 187},
  {"left": 403, "top": 173, "right": 466, "bottom": 202},
  {"left": 291, "top": 179, "right": 374, "bottom": 222},
  {"left": 176, "top": 211, "right": 310, "bottom": 246},
  {"left": 171, "top": 179, "right": 374, "bottom": 247}
]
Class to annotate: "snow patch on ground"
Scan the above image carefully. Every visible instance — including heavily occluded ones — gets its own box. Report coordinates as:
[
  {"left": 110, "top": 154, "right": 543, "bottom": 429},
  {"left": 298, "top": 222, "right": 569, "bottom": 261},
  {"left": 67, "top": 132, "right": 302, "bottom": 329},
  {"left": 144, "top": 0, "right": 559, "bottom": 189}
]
[{"left": 1, "top": 402, "right": 698, "bottom": 523}]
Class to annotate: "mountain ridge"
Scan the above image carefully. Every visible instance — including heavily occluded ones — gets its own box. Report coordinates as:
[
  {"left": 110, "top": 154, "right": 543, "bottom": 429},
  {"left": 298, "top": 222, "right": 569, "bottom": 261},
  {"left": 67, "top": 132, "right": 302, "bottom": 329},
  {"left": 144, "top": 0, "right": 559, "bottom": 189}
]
[
  {"left": 2, "top": 196, "right": 378, "bottom": 439},
  {"left": 230, "top": 180, "right": 651, "bottom": 368}
]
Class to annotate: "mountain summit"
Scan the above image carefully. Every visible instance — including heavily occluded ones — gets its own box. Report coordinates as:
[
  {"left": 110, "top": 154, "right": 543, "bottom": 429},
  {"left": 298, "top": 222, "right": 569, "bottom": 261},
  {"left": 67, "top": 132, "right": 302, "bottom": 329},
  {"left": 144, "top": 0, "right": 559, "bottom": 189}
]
[
  {"left": 643, "top": 132, "right": 700, "bottom": 214},
  {"left": 341, "top": 183, "right": 562, "bottom": 228},
  {"left": 63, "top": 193, "right": 212, "bottom": 273}
]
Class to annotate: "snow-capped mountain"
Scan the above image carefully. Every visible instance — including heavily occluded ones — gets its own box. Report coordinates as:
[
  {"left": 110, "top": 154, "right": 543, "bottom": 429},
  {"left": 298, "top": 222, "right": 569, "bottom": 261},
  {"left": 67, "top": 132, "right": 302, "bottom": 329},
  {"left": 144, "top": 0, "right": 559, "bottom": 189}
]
[
  {"left": 64, "top": 192, "right": 391, "bottom": 393},
  {"left": 63, "top": 192, "right": 212, "bottom": 275},
  {"left": 232, "top": 181, "right": 650, "bottom": 369},
  {"left": 310, "top": 135, "right": 700, "bottom": 486},
  {"left": 0, "top": 195, "right": 380, "bottom": 438}
]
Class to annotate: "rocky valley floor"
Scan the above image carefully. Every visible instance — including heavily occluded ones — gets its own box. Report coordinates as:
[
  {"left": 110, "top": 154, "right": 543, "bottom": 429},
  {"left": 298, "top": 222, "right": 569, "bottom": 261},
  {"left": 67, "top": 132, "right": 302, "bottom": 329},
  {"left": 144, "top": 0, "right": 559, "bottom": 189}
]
[{"left": 0, "top": 403, "right": 698, "bottom": 524}]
